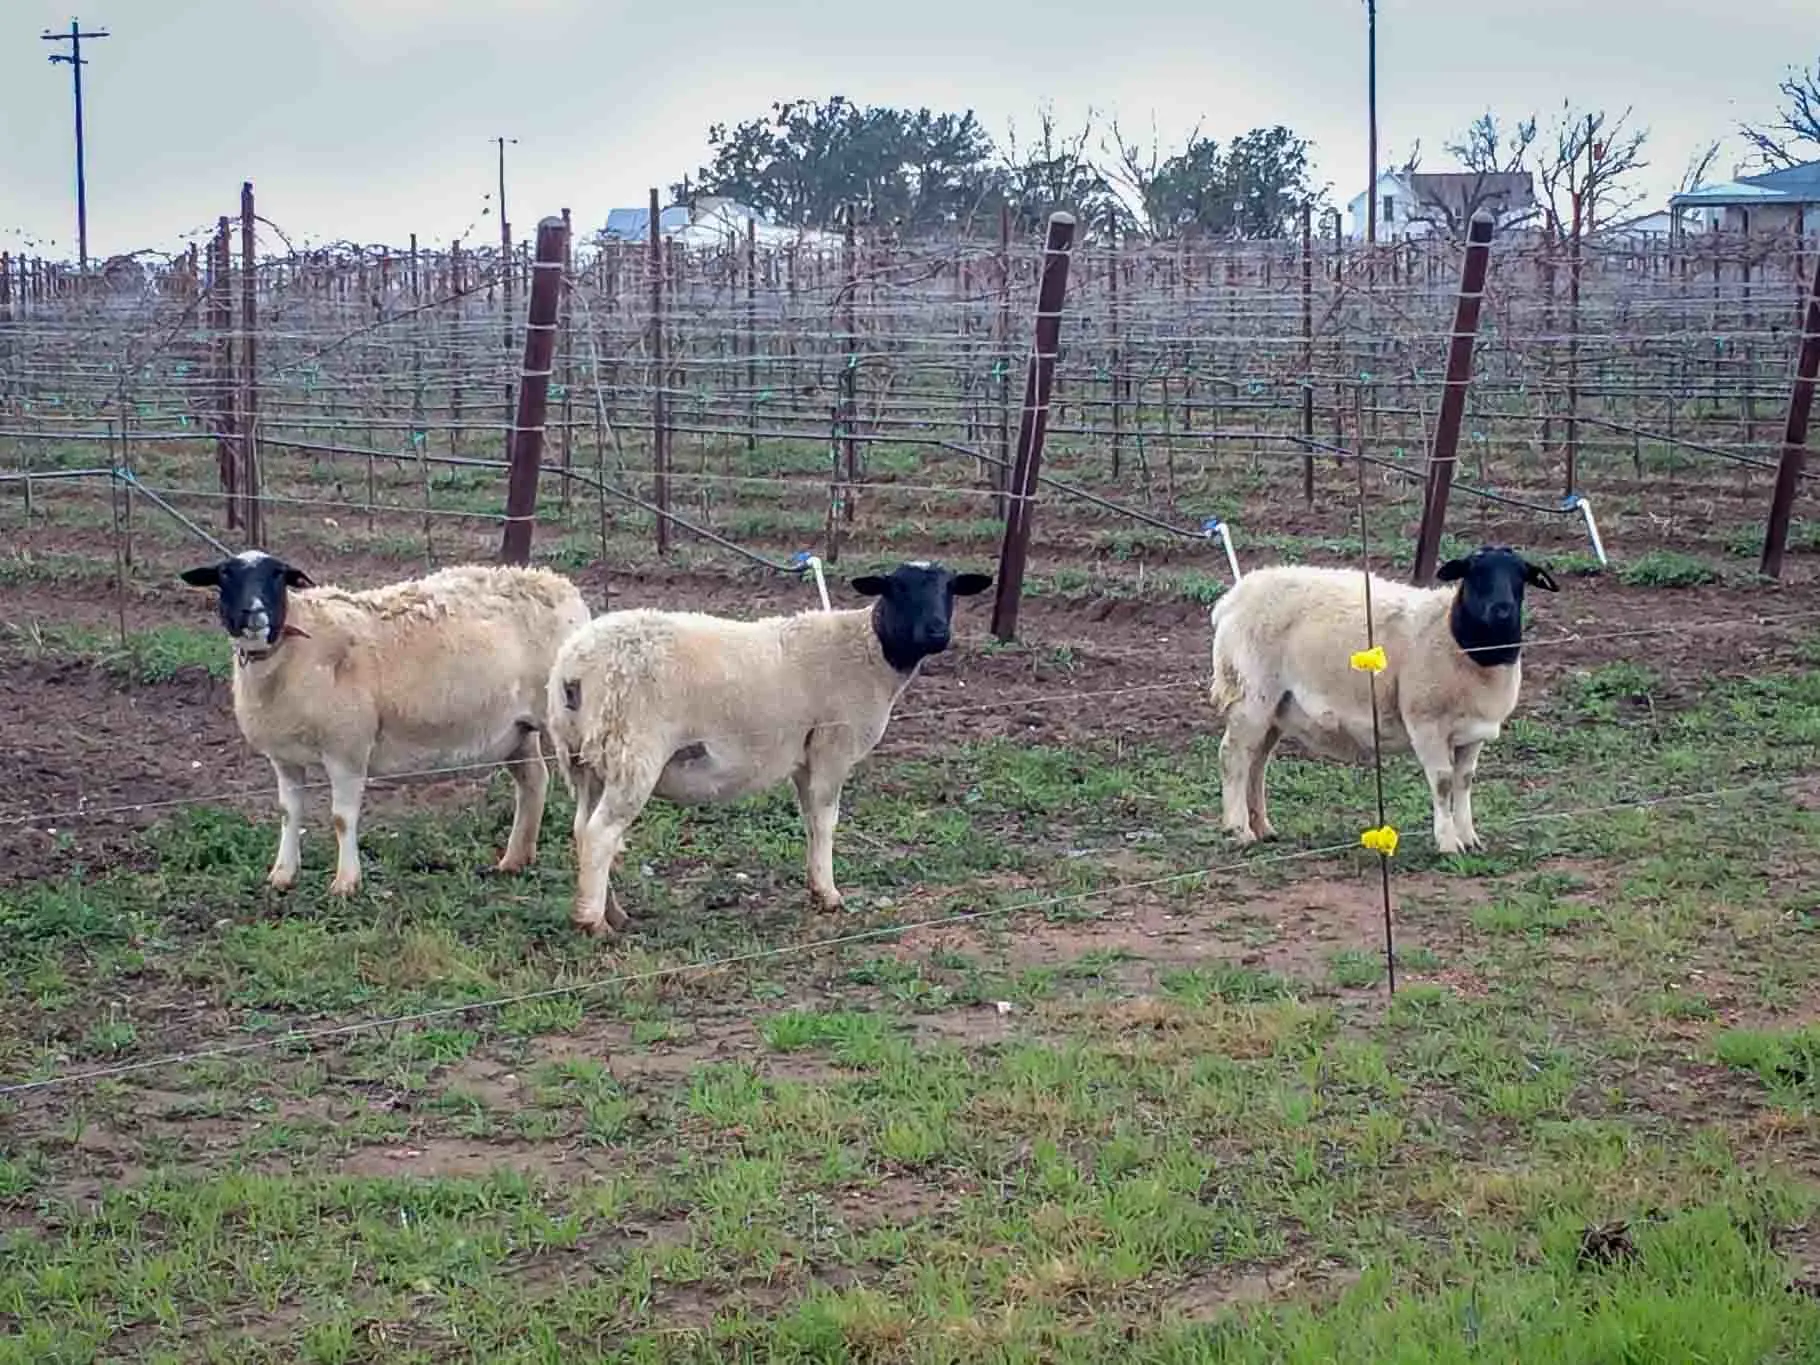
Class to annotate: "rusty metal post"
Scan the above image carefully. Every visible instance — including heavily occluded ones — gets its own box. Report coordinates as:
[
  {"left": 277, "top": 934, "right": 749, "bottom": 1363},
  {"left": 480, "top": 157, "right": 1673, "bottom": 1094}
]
[
  {"left": 558, "top": 206, "right": 574, "bottom": 516},
  {"left": 745, "top": 214, "right": 758, "bottom": 453},
  {"left": 499, "top": 215, "right": 569, "bottom": 565},
  {"left": 239, "top": 182, "right": 263, "bottom": 546},
  {"left": 990, "top": 211, "right": 1078, "bottom": 643},
  {"left": 1301, "top": 201, "right": 1315, "bottom": 504},
  {"left": 840, "top": 208, "right": 859, "bottom": 528},
  {"left": 209, "top": 217, "right": 238, "bottom": 529},
  {"left": 995, "top": 202, "right": 1013, "bottom": 514},
  {"left": 1760, "top": 245, "right": 1820, "bottom": 579},
  {"left": 1411, "top": 209, "right": 1495, "bottom": 584},
  {"left": 648, "top": 187, "right": 670, "bottom": 555},
  {"left": 1109, "top": 232, "right": 1122, "bottom": 478}
]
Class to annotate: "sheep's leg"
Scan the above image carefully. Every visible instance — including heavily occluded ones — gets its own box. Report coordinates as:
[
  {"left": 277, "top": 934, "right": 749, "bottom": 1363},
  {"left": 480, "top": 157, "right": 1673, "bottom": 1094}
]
[
  {"left": 323, "top": 752, "right": 370, "bottom": 896},
  {"left": 572, "top": 764, "right": 657, "bottom": 936},
  {"left": 792, "top": 759, "right": 848, "bottom": 913},
  {"left": 1219, "top": 707, "right": 1273, "bottom": 845},
  {"left": 267, "top": 759, "right": 307, "bottom": 891},
  {"left": 496, "top": 723, "right": 548, "bottom": 874},
  {"left": 1245, "top": 725, "right": 1282, "bottom": 841},
  {"left": 569, "top": 767, "right": 603, "bottom": 853},
  {"left": 1451, "top": 741, "right": 1486, "bottom": 851},
  {"left": 1409, "top": 729, "right": 1463, "bottom": 855}
]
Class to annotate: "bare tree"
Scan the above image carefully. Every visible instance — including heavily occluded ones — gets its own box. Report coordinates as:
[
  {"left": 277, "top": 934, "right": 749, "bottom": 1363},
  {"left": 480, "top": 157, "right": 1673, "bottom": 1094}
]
[
  {"left": 1001, "top": 102, "right": 1127, "bottom": 235},
  {"left": 1534, "top": 102, "right": 1650, "bottom": 240},
  {"left": 1106, "top": 113, "right": 1204, "bottom": 238},
  {"left": 1676, "top": 140, "right": 1723, "bottom": 194},
  {"left": 1400, "top": 111, "right": 1542, "bottom": 237},
  {"left": 1739, "top": 57, "right": 1820, "bottom": 170}
]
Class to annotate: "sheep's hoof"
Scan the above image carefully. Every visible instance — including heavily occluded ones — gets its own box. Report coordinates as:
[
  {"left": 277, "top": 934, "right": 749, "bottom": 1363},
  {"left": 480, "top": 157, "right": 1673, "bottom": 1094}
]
[
  {"left": 266, "top": 868, "right": 297, "bottom": 892},
  {"left": 1249, "top": 820, "right": 1278, "bottom": 842},
  {"left": 494, "top": 853, "right": 534, "bottom": 875},
  {"left": 810, "top": 889, "right": 845, "bottom": 914},
  {"left": 572, "top": 917, "right": 614, "bottom": 939},
  {"left": 328, "top": 875, "right": 361, "bottom": 897},
  {"left": 1224, "top": 824, "right": 1259, "bottom": 847}
]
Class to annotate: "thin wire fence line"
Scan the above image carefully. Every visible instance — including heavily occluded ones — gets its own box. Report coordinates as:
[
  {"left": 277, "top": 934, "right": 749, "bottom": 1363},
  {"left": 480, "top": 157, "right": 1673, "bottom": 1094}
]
[
  {"left": 3, "top": 764, "right": 1814, "bottom": 1102},
  {"left": 5, "top": 598, "right": 1819, "bottom": 833}
]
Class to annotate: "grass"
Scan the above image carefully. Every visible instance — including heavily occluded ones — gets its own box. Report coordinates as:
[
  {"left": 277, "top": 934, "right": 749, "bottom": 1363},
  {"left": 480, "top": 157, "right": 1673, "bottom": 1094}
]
[{"left": 3, "top": 559, "right": 1820, "bottom": 1357}]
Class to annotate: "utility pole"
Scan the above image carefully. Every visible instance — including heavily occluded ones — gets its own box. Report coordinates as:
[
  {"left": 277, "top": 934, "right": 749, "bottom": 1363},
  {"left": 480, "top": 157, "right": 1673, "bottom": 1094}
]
[
  {"left": 42, "top": 18, "right": 110, "bottom": 273},
  {"left": 495, "top": 135, "right": 518, "bottom": 438},
  {"left": 1364, "top": 0, "right": 1378, "bottom": 248}
]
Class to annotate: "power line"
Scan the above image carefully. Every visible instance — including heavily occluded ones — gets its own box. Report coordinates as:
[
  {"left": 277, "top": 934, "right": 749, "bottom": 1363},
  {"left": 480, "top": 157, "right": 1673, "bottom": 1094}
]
[{"left": 41, "top": 18, "right": 110, "bottom": 274}]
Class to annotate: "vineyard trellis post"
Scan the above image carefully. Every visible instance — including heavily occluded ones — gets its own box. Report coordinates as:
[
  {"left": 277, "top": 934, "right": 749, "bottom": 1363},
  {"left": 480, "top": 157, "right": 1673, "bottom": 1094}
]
[
  {"left": 1412, "top": 209, "right": 1495, "bottom": 585},
  {"left": 239, "top": 181, "right": 264, "bottom": 547},
  {"left": 558, "top": 206, "right": 574, "bottom": 517},
  {"left": 648, "top": 187, "right": 670, "bottom": 557},
  {"left": 499, "top": 215, "right": 570, "bottom": 566},
  {"left": 990, "top": 210, "right": 1078, "bottom": 644},
  {"left": 1300, "top": 202, "right": 1315, "bottom": 505},
  {"left": 1759, "top": 241, "right": 1820, "bottom": 580},
  {"left": 209, "top": 215, "right": 238, "bottom": 529}
]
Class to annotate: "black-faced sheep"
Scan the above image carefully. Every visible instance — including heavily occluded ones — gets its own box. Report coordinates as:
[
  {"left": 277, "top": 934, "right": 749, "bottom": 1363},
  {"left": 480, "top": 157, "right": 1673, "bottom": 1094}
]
[
  {"left": 180, "top": 551, "right": 591, "bottom": 895},
  {"left": 1207, "top": 545, "right": 1559, "bottom": 854},
  {"left": 546, "top": 560, "right": 992, "bottom": 936}
]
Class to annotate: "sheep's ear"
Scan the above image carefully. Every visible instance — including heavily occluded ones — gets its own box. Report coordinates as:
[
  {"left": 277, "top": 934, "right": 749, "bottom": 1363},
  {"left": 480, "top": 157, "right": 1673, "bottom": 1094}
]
[
  {"left": 179, "top": 563, "right": 222, "bottom": 588},
  {"left": 282, "top": 565, "right": 315, "bottom": 589},
  {"left": 1435, "top": 557, "right": 1470, "bottom": 583},
  {"left": 950, "top": 572, "right": 993, "bottom": 596},
  {"left": 851, "top": 575, "right": 889, "bottom": 598},
  {"left": 1524, "top": 561, "right": 1560, "bottom": 592}
]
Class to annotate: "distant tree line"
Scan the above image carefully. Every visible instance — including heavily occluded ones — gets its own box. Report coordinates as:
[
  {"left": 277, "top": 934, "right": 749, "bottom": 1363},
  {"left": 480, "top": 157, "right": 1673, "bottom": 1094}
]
[
  {"left": 667, "top": 97, "right": 1323, "bottom": 241},
  {"left": 668, "top": 59, "right": 1820, "bottom": 243}
]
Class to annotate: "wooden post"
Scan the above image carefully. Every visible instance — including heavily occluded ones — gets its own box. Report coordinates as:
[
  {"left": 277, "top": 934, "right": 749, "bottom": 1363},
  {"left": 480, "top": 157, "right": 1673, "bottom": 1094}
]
[
  {"left": 1411, "top": 209, "right": 1495, "bottom": 585},
  {"left": 239, "top": 182, "right": 263, "bottom": 546},
  {"left": 648, "top": 188, "right": 670, "bottom": 555},
  {"left": 499, "top": 215, "right": 570, "bottom": 565},
  {"left": 210, "top": 216, "right": 238, "bottom": 529},
  {"left": 1109, "top": 232, "right": 1122, "bottom": 479},
  {"left": 1760, "top": 245, "right": 1820, "bottom": 580},
  {"left": 1301, "top": 202, "right": 1316, "bottom": 504},
  {"left": 995, "top": 202, "right": 1012, "bottom": 515},
  {"left": 840, "top": 208, "right": 859, "bottom": 527},
  {"left": 745, "top": 215, "right": 758, "bottom": 453},
  {"left": 558, "top": 206, "right": 574, "bottom": 516},
  {"left": 990, "top": 211, "right": 1077, "bottom": 643}
]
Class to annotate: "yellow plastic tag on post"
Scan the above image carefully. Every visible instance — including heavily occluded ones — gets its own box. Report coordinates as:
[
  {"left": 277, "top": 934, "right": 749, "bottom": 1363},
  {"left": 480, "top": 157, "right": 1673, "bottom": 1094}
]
[
  {"left": 1360, "top": 825, "right": 1399, "bottom": 857},
  {"left": 1350, "top": 645, "right": 1387, "bottom": 673}
]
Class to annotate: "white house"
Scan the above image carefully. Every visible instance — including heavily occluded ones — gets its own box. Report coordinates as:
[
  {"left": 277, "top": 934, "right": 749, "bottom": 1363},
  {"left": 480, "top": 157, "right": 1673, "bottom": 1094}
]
[
  {"left": 597, "top": 198, "right": 841, "bottom": 253},
  {"left": 1345, "top": 169, "right": 1539, "bottom": 241}
]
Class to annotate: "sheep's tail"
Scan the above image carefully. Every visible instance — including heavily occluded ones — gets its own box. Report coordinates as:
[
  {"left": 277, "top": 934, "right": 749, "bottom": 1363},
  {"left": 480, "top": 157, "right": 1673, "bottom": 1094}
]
[
  {"left": 1207, "top": 590, "right": 1243, "bottom": 715},
  {"left": 545, "top": 675, "right": 583, "bottom": 799}
]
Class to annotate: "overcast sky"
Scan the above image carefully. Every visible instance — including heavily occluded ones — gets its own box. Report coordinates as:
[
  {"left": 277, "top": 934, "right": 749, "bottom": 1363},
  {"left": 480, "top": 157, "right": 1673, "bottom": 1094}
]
[{"left": 3, "top": 0, "right": 1812, "bottom": 260}]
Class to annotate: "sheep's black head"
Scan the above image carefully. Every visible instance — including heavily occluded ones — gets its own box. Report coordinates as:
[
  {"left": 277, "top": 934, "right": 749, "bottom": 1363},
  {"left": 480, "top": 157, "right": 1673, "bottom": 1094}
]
[
  {"left": 1437, "top": 544, "right": 1559, "bottom": 668},
  {"left": 179, "top": 550, "right": 315, "bottom": 657},
  {"left": 852, "top": 560, "right": 993, "bottom": 673}
]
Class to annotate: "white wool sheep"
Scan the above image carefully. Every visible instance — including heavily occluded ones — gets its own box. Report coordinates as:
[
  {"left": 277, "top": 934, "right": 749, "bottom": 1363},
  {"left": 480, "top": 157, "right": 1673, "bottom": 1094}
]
[
  {"left": 1207, "top": 545, "right": 1559, "bottom": 854},
  {"left": 545, "top": 560, "right": 991, "bottom": 935},
  {"left": 180, "top": 551, "right": 592, "bottom": 895}
]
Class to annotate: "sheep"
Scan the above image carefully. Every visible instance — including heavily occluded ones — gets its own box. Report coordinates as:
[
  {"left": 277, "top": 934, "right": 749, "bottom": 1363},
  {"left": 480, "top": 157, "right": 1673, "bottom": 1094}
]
[
  {"left": 178, "top": 550, "right": 592, "bottom": 896},
  {"left": 1207, "top": 544, "right": 1559, "bottom": 855},
  {"left": 546, "top": 559, "right": 992, "bottom": 936}
]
